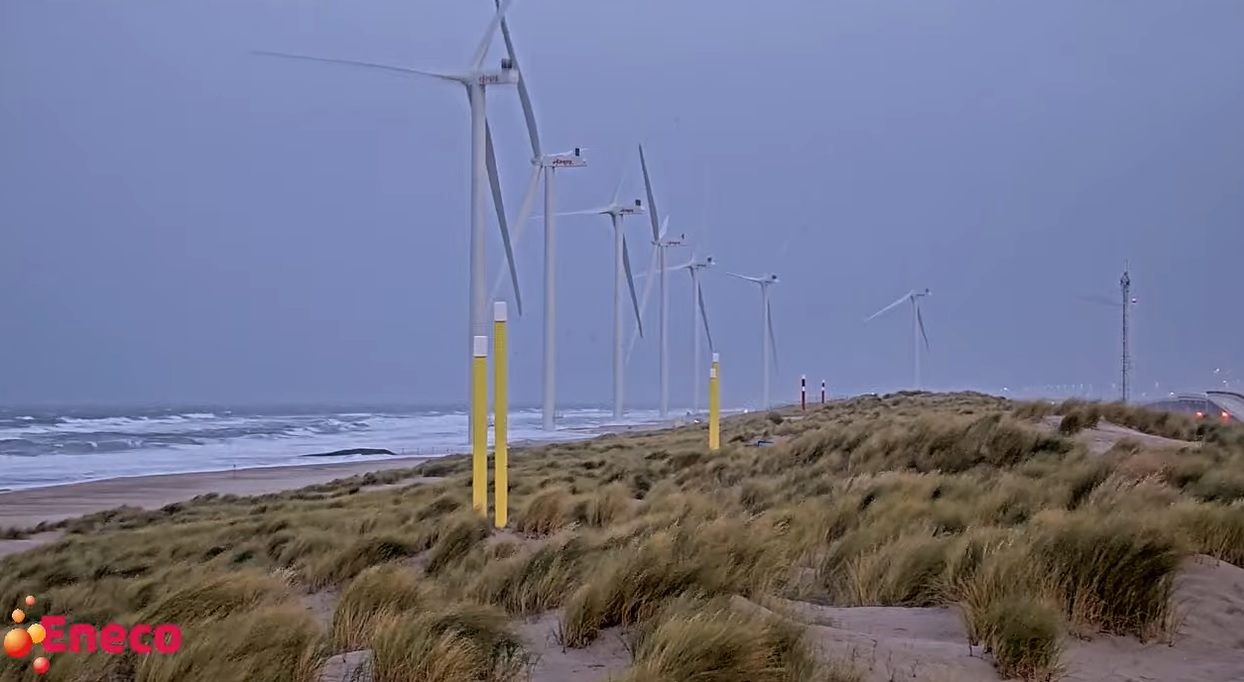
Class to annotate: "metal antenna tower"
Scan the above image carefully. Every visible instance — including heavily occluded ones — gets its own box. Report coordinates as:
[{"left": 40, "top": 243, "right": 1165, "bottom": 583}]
[{"left": 1120, "top": 260, "right": 1131, "bottom": 403}]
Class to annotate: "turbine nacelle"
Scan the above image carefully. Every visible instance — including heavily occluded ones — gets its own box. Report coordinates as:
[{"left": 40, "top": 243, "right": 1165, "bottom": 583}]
[
  {"left": 474, "top": 65, "right": 520, "bottom": 86},
  {"left": 542, "top": 148, "right": 588, "bottom": 168},
  {"left": 612, "top": 199, "right": 645, "bottom": 216}
]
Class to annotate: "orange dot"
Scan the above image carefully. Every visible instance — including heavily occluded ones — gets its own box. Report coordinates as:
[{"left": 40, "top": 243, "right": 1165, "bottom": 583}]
[
  {"left": 32, "top": 656, "right": 49, "bottom": 675},
  {"left": 3, "top": 628, "right": 32, "bottom": 658},
  {"left": 23, "top": 597, "right": 34, "bottom": 608},
  {"left": 10, "top": 610, "right": 23, "bottom": 624},
  {"left": 26, "top": 624, "right": 45, "bottom": 645}
]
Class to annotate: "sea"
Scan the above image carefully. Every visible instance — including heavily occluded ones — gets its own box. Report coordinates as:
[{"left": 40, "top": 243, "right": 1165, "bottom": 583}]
[{"left": 0, "top": 405, "right": 664, "bottom": 492}]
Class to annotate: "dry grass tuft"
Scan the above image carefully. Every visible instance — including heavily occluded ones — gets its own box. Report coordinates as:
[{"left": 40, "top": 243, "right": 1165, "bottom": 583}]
[
  {"left": 618, "top": 595, "right": 820, "bottom": 682},
  {"left": 137, "top": 604, "right": 326, "bottom": 682},
  {"left": 331, "top": 563, "right": 432, "bottom": 650},
  {"left": 370, "top": 603, "right": 529, "bottom": 682}
]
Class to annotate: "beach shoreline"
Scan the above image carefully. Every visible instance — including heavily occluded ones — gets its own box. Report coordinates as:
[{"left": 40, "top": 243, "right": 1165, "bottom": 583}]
[{"left": 0, "top": 416, "right": 688, "bottom": 533}]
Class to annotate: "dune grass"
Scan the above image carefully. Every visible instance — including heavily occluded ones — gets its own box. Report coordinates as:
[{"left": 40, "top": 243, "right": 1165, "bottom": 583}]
[{"left": 1, "top": 392, "right": 1242, "bottom": 681}]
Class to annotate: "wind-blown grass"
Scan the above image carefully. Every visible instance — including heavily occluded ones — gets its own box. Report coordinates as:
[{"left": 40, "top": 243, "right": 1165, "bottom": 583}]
[{"left": 2, "top": 391, "right": 1241, "bottom": 681}]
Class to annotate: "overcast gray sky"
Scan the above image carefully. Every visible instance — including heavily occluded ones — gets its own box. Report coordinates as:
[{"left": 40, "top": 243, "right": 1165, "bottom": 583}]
[{"left": 2, "top": 0, "right": 1242, "bottom": 409}]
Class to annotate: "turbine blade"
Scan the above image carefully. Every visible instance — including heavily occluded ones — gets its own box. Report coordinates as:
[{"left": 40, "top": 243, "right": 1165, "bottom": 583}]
[
  {"left": 472, "top": 0, "right": 516, "bottom": 71},
  {"left": 622, "top": 235, "right": 644, "bottom": 337},
  {"left": 253, "top": 51, "right": 457, "bottom": 81},
  {"left": 700, "top": 164, "right": 712, "bottom": 243},
  {"left": 493, "top": 0, "right": 541, "bottom": 159},
  {"left": 610, "top": 164, "right": 627, "bottom": 207},
  {"left": 633, "top": 261, "right": 690, "bottom": 280},
  {"left": 489, "top": 163, "right": 542, "bottom": 301},
  {"left": 864, "top": 293, "right": 910, "bottom": 323},
  {"left": 722, "top": 271, "right": 760, "bottom": 283},
  {"left": 917, "top": 305, "right": 931, "bottom": 352},
  {"left": 639, "top": 144, "right": 662, "bottom": 243},
  {"left": 626, "top": 244, "right": 662, "bottom": 363},
  {"left": 533, "top": 207, "right": 609, "bottom": 220},
  {"left": 698, "top": 283, "right": 715, "bottom": 353},
  {"left": 486, "top": 120, "right": 522, "bottom": 315},
  {"left": 767, "top": 300, "right": 779, "bottom": 373}
]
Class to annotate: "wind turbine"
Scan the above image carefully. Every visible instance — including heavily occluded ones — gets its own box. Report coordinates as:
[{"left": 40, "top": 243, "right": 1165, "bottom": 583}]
[
  {"left": 483, "top": 0, "right": 587, "bottom": 432},
  {"left": 865, "top": 288, "right": 932, "bottom": 390},
  {"left": 255, "top": 0, "right": 525, "bottom": 444},
  {"left": 725, "top": 272, "right": 780, "bottom": 409},
  {"left": 630, "top": 250, "right": 716, "bottom": 417},
  {"left": 636, "top": 145, "right": 686, "bottom": 419},
  {"left": 557, "top": 163, "right": 647, "bottom": 421}
]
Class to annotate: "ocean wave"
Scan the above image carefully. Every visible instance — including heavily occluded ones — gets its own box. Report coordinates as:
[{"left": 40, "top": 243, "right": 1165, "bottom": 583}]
[{"left": 0, "top": 406, "right": 665, "bottom": 491}]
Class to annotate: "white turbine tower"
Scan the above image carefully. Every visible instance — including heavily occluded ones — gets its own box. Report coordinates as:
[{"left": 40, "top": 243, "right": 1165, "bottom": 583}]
[
  {"left": 256, "top": 0, "right": 524, "bottom": 444},
  {"left": 557, "top": 166, "right": 647, "bottom": 421},
  {"left": 630, "top": 250, "right": 716, "bottom": 417},
  {"left": 685, "top": 255, "right": 716, "bottom": 415},
  {"left": 865, "top": 288, "right": 932, "bottom": 390},
  {"left": 483, "top": 0, "right": 587, "bottom": 432},
  {"left": 725, "top": 272, "right": 780, "bottom": 409},
  {"left": 636, "top": 145, "right": 686, "bottom": 419}
]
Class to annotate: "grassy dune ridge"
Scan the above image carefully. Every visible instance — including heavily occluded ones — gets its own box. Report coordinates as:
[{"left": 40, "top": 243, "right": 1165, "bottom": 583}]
[{"left": 2, "top": 392, "right": 1242, "bottom": 681}]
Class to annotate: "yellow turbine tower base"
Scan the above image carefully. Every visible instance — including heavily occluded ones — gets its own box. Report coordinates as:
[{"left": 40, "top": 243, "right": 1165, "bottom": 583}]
[
  {"left": 472, "top": 335, "right": 489, "bottom": 517},
  {"left": 709, "top": 353, "right": 721, "bottom": 451},
  {"left": 493, "top": 302, "right": 509, "bottom": 528}
]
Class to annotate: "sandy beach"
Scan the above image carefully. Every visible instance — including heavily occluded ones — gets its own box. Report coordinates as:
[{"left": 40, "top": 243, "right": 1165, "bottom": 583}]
[{"left": 0, "top": 456, "right": 428, "bottom": 530}]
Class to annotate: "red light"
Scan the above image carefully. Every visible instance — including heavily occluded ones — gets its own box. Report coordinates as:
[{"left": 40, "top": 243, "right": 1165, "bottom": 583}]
[
  {"left": 1222, "top": 411, "right": 1231, "bottom": 421},
  {"left": 1195, "top": 411, "right": 1204, "bottom": 418}
]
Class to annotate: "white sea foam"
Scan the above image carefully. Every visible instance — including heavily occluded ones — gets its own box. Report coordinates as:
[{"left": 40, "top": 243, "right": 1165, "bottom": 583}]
[{"left": 0, "top": 407, "right": 667, "bottom": 492}]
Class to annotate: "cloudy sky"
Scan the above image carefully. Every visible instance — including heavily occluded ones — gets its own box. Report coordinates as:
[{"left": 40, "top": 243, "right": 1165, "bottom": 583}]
[{"left": 2, "top": 0, "right": 1242, "bottom": 409}]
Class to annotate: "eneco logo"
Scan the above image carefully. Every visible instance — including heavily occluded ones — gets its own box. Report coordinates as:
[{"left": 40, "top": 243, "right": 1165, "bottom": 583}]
[{"left": 4, "top": 594, "right": 183, "bottom": 675}]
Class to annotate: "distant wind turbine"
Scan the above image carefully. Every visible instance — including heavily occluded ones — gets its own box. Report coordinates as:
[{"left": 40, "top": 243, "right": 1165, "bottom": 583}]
[
  {"left": 865, "top": 288, "right": 932, "bottom": 390},
  {"left": 556, "top": 162, "right": 647, "bottom": 420},
  {"left": 636, "top": 145, "right": 686, "bottom": 419},
  {"left": 631, "top": 249, "right": 716, "bottom": 417},
  {"left": 725, "top": 272, "right": 780, "bottom": 409},
  {"left": 255, "top": 0, "right": 525, "bottom": 444},
  {"left": 483, "top": 0, "right": 588, "bottom": 432}
]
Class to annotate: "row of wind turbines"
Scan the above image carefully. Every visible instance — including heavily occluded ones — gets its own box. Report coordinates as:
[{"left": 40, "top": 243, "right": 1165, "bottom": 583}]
[{"left": 257, "top": 0, "right": 786, "bottom": 433}]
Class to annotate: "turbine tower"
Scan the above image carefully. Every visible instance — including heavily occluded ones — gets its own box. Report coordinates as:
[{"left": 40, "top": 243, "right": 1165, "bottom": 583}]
[
  {"left": 630, "top": 251, "right": 716, "bottom": 417},
  {"left": 725, "top": 272, "right": 780, "bottom": 409},
  {"left": 558, "top": 166, "right": 646, "bottom": 421},
  {"left": 637, "top": 145, "right": 685, "bottom": 419},
  {"left": 484, "top": 0, "right": 587, "bottom": 432},
  {"left": 686, "top": 255, "right": 716, "bottom": 415},
  {"left": 256, "top": 0, "right": 525, "bottom": 445},
  {"left": 1120, "top": 260, "right": 1133, "bottom": 403},
  {"left": 865, "top": 288, "right": 932, "bottom": 390}
]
